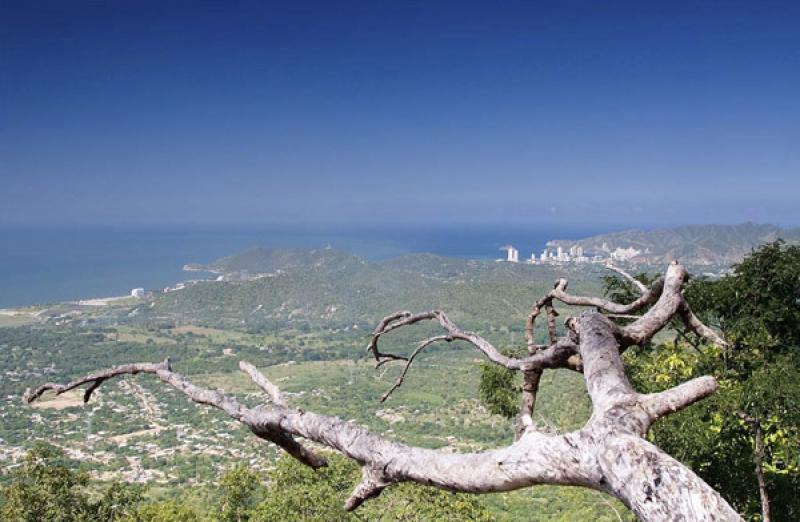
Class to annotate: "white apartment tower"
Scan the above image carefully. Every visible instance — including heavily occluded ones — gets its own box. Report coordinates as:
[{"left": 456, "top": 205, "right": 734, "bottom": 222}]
[{"left": 501, "top": 245, "right": 519, "bottom": 263}]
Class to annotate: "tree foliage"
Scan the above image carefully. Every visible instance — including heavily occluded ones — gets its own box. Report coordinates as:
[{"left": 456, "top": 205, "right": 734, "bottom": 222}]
[
  {"left": 0, "top": 443, "right": 142, "bottom": 522},
  {"left": 251, "top": 454, "right": 495, "bottom": 521},
  {"left": 617, "top": 242, "right": 800, "bottom": 521},
  {"left": 217, "top": 465, "right": 263, "bottom": 522},
  {"left": 479, "top": 349, "right": 522, "bottom": 419},
  {"left": 1, "top": 447, "right": 494, "bottom": 521}
]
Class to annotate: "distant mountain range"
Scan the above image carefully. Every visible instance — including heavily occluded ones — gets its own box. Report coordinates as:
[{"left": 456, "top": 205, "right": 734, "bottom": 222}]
[{"left": 548, "top": 223, "right": 800, "bottom": 266}]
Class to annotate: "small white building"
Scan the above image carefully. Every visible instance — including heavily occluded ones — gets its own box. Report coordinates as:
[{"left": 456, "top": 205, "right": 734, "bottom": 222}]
[{"left": 131, "top": 288, "right": 145, "bottom": 299}]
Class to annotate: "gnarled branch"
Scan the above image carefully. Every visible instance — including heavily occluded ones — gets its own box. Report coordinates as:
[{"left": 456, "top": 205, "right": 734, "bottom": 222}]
[
  {"left": 678, "top": 302, "right": 728, "bottom": 348},
  {"left": 380, "top": 334, "right": 452, "bottom": 402},
  {"left": 368, "top": 309, "right": 580, "bottom": 374},
  {"left": 25, "top": 262, "right": 739, "bottom": 521}
]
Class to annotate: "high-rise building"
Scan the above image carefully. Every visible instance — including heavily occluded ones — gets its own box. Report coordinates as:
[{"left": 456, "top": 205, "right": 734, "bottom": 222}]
[{"left": 501, "top": 245, "right": 519, "bottom": 262}]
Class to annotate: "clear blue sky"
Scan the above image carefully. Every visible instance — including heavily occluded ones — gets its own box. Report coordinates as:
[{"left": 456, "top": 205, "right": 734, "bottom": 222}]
[{"left": 1, "top": 1, "right": 798, "bottom": 228}]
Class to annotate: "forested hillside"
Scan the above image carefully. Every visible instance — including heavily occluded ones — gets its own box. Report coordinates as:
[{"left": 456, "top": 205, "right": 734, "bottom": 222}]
[{"left": 156, "top": 249, "right": 602, "bottom": 331}]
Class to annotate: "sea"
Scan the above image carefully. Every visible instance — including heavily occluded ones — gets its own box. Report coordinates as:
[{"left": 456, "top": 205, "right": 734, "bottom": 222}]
[{"left": 0, "top": 225, "right": 612, "bottom": 308}]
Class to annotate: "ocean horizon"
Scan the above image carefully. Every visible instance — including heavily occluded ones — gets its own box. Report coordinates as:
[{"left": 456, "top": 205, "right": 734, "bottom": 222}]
[{"left": 0, "top": 225, "right": 617, "bottom": 308}]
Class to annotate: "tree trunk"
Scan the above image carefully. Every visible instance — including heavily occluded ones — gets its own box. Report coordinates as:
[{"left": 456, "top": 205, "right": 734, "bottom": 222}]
[
  {"left": 754, "top": 423, "right": 771, "bottom": 522},
  {"left": 737, "top": 412, "right": 771, "bottom": 522},
  {"left": 25, "top": 262, "right": 744, "bottom": 521}
]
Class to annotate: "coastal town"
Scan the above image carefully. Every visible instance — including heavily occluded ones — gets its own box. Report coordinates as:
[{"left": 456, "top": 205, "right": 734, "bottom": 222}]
[{"left": 500, "top": 243, "right": 643, "bottom": 265}]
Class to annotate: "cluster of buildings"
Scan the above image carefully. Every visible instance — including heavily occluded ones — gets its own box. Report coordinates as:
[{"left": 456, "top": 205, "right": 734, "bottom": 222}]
[
  {"left": 500, "top": 243, "right": 635, "bottom": 265},
  {"left": 533, "top": 244, "right": 591, "bottom": 264}
]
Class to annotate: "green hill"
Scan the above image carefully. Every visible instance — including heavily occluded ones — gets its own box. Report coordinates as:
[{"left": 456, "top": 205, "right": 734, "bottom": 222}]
[{"left": 155, "top": 250, "right": 603, "bottom": 332}]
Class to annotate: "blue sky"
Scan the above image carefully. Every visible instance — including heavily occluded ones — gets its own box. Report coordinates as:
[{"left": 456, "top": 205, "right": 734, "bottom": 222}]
[{"left": 1, "top": 1, "right": 798, "bottom": 228}]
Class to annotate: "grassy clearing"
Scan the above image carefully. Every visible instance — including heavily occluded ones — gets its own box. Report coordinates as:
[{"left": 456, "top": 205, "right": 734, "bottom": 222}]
[
  {"left": 172, "top": 324, "right": 253, "bottom": 342},
  {"left": 29, "top": 389, "right": 85, "bottom": 410},
  {"left": 0, "top": 313, "right": 38, "bottom": 327},
  {"left": 115, "top": 326, "right": 177, "bottom": 345}
]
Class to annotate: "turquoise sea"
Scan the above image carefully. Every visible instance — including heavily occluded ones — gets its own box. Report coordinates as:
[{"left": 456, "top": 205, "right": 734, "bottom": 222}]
[{"left": 0, "top": 225, "right": 610, "bottom": 308}]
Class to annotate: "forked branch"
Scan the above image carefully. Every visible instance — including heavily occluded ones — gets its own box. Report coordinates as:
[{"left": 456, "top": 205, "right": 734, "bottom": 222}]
[{"left": 25, "top": 262, "right": 738, "bottom": 521}]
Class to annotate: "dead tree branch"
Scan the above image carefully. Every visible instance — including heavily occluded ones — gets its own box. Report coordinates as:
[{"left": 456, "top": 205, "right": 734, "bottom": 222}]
[
  {"left": 26, "top": 262, "right": 738, "bottom": 521},
  {"left": 380, "top": 334, "right": 452, "bottom": 402},
  {"left": 604, "top": 263, "right": 649, "bottom": 294},
  {"left": 367, "top": 309, "right": 580, "bottom": 374},
  {"left": 240, "top": 360, "right": 287, "bottom": 407}
]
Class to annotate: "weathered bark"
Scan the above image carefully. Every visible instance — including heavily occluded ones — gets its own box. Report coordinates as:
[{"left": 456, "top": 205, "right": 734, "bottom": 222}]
[
  {"left": 25, "top": 262, "right": 741, "bottom": 521},
  {"left": 518, "top": 369, "right": 542, "bottom": 434}
]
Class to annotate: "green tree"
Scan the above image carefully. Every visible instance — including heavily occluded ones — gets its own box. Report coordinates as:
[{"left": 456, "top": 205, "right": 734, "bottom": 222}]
[
  {"left": 91, "top": 481, "right": 145, "bottom": 521},
  {"left": 217, "top": 464, "right": 263, "bottom": 522},
  {"left": 0, "top": 443, "right": 91, "bottom": 522},
  {"left": 617, "top": 242, "right": 800, "bottom": 521},
  {"left": 479, "top": 349, "right": 522, "bottom": 418},
  {"left": 688, "top": 241, "right": 800, "bottom": 349},
  {"left": 251, "top": 454, "right": 494, "bottom": 521},
  {"left": 124, "top": 500, "right": 203, "bottom": 522},
  {"left": 0, "top": 443, "right": 142, "bottom": 522}
]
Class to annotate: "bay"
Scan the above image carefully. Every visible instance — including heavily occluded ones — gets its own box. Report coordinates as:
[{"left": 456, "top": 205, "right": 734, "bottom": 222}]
[{"left": 0, "top": 224, "right": 611, "bottom": 308}]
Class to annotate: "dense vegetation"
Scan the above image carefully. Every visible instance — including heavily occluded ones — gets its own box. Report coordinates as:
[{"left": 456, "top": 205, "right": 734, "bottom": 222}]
[
  {"left": 473, "top": 242, "right": 800, "bottom": 520},
  {"left": 0, "top": 444, "right": 495, "bottom": 521},
  {"left": 618, "top": 242, "right": 800, "bottom": 520},
  {"left": 152, "top": 250, "right": 602, "bottom": 332}
]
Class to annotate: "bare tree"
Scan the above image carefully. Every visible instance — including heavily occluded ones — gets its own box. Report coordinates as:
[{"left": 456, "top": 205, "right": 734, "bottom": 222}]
[{"left": 25, "top": 262, "right": 742, "bottom": 521}]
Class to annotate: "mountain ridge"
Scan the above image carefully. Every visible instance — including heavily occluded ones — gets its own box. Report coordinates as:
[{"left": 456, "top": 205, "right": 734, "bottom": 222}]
[{"left": 548, "top": 222, "right": 799, "bottom": 266}]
